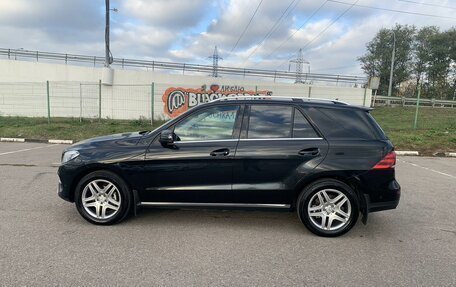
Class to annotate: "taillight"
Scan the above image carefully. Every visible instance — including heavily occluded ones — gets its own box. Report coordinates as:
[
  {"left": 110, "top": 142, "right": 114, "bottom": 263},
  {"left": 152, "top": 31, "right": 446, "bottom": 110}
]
[{"left": 372, "top": 151, "right": 396, "bottom": 170}]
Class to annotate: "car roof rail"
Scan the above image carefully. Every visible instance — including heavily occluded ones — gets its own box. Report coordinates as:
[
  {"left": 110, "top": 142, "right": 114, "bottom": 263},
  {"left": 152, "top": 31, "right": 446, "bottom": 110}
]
[{"left": 209, "top": 96, "right": 349, "bottom": 105}]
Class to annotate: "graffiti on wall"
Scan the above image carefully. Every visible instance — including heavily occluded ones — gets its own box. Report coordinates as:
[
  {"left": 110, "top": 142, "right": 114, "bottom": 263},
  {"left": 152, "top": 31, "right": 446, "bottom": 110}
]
[{"left": 162, "top": 84, "right": 273, "bottom": 118}]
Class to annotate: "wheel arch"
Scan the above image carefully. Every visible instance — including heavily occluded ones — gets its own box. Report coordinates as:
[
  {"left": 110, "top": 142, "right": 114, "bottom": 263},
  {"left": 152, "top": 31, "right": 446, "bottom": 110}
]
[
  {"left": 291, "top": 172, "right": 362, "bottom": 210},
  {"left": 68, "top": 164, "right": 132, "bottom": 202}
]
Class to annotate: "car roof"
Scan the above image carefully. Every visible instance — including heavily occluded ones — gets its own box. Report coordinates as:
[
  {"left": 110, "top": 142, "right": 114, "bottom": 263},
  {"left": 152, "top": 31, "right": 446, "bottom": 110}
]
[{"left": 208, "top": 96, "right": 371, "bottom": 111}]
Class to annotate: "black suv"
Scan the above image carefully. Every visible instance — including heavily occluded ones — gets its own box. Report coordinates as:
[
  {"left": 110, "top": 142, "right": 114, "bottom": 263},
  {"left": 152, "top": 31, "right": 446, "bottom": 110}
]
[{"left": 58, "top": 97, "right": 400, "bottom": 237}]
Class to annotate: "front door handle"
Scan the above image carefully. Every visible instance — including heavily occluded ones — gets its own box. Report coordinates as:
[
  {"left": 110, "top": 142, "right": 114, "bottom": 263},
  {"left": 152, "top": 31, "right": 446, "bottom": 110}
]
[
  {"left": 298, "top": 147, "right": 320, "bottom": 156},
  {"left": 210, "top": 148, "right": 230, "bottom": 157}
]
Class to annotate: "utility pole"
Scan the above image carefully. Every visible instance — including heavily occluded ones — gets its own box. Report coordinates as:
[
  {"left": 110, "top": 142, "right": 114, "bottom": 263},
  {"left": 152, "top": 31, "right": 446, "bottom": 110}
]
[
  {"left": 105, "top": 0, "right": 117, "bottom": 67},
  {"left": 208, "top": 46, "right": 222, "bottom": 77},
  {"left": 387, "top": 30, "right": 396, "bottom": 103},
  {"left": 289, "top": 48, "right": 310, "bottom": 84}
]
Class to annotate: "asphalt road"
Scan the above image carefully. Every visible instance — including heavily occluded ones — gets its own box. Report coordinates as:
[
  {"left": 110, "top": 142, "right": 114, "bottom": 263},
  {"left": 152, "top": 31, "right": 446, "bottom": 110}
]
[{"left": 0, "top": 142, "right": 455, "bottom": 286}]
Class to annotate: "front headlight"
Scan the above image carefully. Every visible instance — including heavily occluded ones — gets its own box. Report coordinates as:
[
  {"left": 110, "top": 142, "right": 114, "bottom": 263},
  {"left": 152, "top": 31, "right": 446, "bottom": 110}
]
[{"left": 62, "top": 150, "right": 80, "bottom": 163}]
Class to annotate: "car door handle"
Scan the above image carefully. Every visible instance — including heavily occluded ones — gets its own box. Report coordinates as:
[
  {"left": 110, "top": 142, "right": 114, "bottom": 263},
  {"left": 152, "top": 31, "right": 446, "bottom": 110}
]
[
  {"left": 210, "top": 148, "right": 230, "bottom": 157},
  {"left": 298, "top": 148, "right": 320, "bottom": 156}
]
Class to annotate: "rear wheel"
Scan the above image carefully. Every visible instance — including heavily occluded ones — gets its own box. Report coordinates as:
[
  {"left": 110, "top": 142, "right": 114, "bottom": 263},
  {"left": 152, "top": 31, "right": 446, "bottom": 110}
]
[
  {"left": 75, "top": 170, "right": 131, "bottom": 225},
  {"left": 297, "top": 179, "right": 359, "bottom": 237}
]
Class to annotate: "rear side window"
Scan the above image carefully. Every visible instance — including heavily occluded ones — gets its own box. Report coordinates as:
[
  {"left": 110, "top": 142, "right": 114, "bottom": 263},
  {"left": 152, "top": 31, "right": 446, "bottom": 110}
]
[
  {"left": 293, "top": 109, "right": 319, "bottom": 138},
  {"left": 247, "top": 105, "right": 292, "bottom": 138},
  {"left": 303, "top": 107, "right": 377, "bottom": 140}
]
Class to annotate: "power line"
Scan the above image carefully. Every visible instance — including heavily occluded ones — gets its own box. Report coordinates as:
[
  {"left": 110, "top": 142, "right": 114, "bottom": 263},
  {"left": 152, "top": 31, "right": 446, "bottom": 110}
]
[
  {"left": 264, "top": 1, "right": 329, "bottom": 60},
  {"left": 275, "top": 0, "right": 360, "bottom": 69},
  {"left": 312, "top": 64, "right": 360, "bottom": 72},
  {"left": 230, "top": 0, "right": 264, "bottom": 53},
  {"left": 327, "top": 0, "right": 456, "bottom": 20},
  {"left": 397, "top": 0, "right": 456, "bottom": 10},
  {"left": 301, "top": 0, "right": 360, "bottom": 50},
  {"left": 243, "top": 0, "right": 300, "bottom": 64}
]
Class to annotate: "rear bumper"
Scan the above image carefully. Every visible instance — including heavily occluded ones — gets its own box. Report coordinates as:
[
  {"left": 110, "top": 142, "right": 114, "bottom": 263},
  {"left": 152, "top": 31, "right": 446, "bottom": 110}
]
[
  {"left": 366, "top": 179, "right": 401, "bottom": 213},
  {"left": 369, "top": 198, "right": 400, "bottom": 212}
]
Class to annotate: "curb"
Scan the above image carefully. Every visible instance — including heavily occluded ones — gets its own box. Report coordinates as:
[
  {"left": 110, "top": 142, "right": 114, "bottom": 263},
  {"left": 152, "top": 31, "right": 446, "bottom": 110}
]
[
  {"left": 0, "top": 137, "right": 73, "bottom": 144},
  {"left": 395, "top": 151, "right": 419, "bottom": 156},
  {"left": 0, "top": 137, "right": 25, "bottom": 142}
]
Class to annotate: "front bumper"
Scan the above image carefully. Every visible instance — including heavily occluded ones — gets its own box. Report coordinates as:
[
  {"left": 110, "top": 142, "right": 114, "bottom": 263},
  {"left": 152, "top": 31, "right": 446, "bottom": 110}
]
[
  {"left": 58, "top": 162, "right": 83, "bottom": 203},
  {"left": 58, "top": 179, "right": 73, "bottom": 202}
]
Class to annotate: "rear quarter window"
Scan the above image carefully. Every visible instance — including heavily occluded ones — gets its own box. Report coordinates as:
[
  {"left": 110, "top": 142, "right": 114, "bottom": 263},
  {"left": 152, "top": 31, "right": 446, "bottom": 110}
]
[{"left": 303, "top": 107, "right": 379, "bottom": 140}]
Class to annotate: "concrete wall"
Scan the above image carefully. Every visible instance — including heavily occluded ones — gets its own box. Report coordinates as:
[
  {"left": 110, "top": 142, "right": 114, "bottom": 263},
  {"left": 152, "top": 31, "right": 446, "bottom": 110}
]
[{"left": 0, "top": 59, "right": 371, "bottom": 120}]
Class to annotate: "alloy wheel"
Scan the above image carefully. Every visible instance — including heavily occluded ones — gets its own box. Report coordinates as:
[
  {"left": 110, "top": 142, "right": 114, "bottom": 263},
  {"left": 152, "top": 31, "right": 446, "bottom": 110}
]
[
  {"left": 307, "top": 189, "right": 352, "bottom": 231},
  {"left": 81, "top": 179, "right": 122, "bottom": 220}
]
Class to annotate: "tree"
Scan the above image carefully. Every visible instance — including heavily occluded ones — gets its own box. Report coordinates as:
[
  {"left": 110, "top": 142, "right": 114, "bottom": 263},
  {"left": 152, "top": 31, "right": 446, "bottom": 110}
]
[
  {"left": 358, "top": 24, "right": 415, "bottom": 95},
  {"left": 426, "top": 31, "right": 453, "bottom": 99},
  {"left": 359, "top": 25, "right": 456, "bottom": 100},
  {"left": 445, "top": 28, "right": 456, "bottom": 100},
  {"left": 412, "top": 26, "right": 439, "bottom": 90}
]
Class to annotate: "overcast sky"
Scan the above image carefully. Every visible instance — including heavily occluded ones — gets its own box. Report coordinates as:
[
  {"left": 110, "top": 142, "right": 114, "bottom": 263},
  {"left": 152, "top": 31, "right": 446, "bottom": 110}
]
[{"left": 0, "top": 0, "right": 455, "bottom": 76}]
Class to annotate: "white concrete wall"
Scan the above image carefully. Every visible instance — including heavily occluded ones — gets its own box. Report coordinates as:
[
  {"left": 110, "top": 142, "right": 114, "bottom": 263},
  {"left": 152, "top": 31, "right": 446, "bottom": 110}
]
[{"left": 0, "top": 59, "right": 371, "bottom": 120}]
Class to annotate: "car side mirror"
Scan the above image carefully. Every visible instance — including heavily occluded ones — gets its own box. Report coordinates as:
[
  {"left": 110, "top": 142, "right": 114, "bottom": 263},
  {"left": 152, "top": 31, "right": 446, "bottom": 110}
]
[{"left": 159, "top": 129, "right": 177, "bottom": 146}]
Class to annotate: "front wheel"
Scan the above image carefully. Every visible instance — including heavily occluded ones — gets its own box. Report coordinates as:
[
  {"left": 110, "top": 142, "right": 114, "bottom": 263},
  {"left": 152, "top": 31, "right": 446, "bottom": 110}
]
[
  {"left": 75, "top": 170, "right": 131, "bottom": 225},
  {"left": 297, "top": 179, "right": 359, "bottom": 237}
]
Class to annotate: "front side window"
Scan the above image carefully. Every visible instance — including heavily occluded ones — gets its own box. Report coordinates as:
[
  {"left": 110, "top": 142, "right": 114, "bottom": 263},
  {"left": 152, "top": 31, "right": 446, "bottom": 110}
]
[
  {"left": 174, "top": 105, "right": 240, "bottom": 141},
  {"left": 247, "top": 105, "right": 292, "bottom": 138}
]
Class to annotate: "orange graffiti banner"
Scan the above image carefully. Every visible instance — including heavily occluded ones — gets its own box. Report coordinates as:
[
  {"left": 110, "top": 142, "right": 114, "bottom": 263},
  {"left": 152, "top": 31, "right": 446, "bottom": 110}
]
[{"left": 162, "top": 84, "right": 272, "bottom": 118}]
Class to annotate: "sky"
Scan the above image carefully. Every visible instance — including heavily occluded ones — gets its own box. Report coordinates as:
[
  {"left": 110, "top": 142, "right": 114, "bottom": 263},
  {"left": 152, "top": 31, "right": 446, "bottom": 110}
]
[{"left": 0, "top": 0, "right": 455, "bottom": 77}]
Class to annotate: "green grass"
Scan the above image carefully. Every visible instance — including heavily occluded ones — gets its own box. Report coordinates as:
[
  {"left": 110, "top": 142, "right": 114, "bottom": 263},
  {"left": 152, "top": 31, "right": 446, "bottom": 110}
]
[
  {"left": 0, "top": 117, "right": 166, "bottom": 142},
  {"left": 370, "top": 107, "right": 456, "bottom": 154},
  {"left": 0, "top": 107, "right": 455, "bottom": 154}
]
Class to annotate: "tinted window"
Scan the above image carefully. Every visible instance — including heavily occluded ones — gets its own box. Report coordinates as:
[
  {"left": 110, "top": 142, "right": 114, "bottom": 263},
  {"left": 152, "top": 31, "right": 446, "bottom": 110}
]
[
  {"left": 304, "top": 107, "right": 377, "bottom": 140},
  {"left": 248, "top": 105, "right": 292, "bottom": 138},
  {"left": 293, "top": 109, "right": 318, "bottom": 138},
  {"left": 174, "top": 105, "right": 239, "bottom": 141}
]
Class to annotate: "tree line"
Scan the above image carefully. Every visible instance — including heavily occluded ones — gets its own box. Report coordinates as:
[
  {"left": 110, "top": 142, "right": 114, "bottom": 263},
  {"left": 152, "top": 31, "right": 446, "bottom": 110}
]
[{"left": 358, "top": 24, "right": 456, "bottom": 100}]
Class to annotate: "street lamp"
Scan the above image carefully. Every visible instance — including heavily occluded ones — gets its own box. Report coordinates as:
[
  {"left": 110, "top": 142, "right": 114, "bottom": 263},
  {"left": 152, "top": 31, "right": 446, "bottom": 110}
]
[
  {"left": 105, "top": 0, "right": 118, "bottom": 67},
  {"left": 304, "top": 61, "right": 311, "bottom": 84},
  {"left": 387, "top": 30, "right": 396, "bottom": 101},
  {"left": 14, "top": 48, "right": 24, "bottom": 60}
]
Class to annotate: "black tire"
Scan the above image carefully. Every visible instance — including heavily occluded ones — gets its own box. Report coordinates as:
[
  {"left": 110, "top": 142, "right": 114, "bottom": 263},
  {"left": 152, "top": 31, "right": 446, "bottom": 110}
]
[
  {"left": 75, "top": 170, "right": 131, "bottom": 225},
  {"left": 297, "top": 179, "right": 359, "bottom": 237}
]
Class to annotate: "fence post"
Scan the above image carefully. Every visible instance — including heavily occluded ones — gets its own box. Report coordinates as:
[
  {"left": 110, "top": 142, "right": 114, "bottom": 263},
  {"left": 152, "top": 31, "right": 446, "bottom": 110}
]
[
  {"left": 150, "top": 82, "right": 155, "bottom": 126},
  {"left": 79, "top": 83, "right": 82, "bottom": 123},
  {"left": 362, "top": 86, "right": 367, "bottom": 106},
  {"left": 98, "top": 80, "right": 102, "bottom": 120},
  {"left": 255, "top": 85, "right": 258, "bottom": 96},
  {"left": 308, "top": 86, "right": 312, "bottom": 98},
  {"left": 413, "top": 84, "right": 421, "bottom": 130},
  {"left": 46, "top": 81, "right": 51, "bottom": 124}
]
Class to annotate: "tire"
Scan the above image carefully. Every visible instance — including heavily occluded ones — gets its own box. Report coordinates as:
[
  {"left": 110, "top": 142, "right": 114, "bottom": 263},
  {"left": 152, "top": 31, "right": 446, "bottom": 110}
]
[
  {"left": 75, "top": 170, "right": 131, "bottom": 225},
  {"left": 297, "top": 179, "right": 359, "bottom": 237}
]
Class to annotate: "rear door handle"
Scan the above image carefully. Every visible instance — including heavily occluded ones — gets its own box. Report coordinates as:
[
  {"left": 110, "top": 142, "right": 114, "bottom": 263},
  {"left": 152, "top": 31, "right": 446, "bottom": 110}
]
[
  {"left": 298, "top": 147, "right": 320, "bottom": 156},
  {"left": 210, "top": 148, "right": 230, "bottom": 157}
]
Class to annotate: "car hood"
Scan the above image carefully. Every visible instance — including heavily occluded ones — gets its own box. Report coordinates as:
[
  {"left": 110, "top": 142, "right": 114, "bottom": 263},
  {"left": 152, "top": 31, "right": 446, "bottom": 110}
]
[{"left": 68, "top": 131, "right": 146, "bottom": 151}]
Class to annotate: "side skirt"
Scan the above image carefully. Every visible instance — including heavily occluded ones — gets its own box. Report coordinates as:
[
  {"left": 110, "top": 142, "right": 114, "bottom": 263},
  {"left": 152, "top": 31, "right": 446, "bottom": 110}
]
[{"left": 139, "top": 202, "right": 291, "bottom": 209}]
